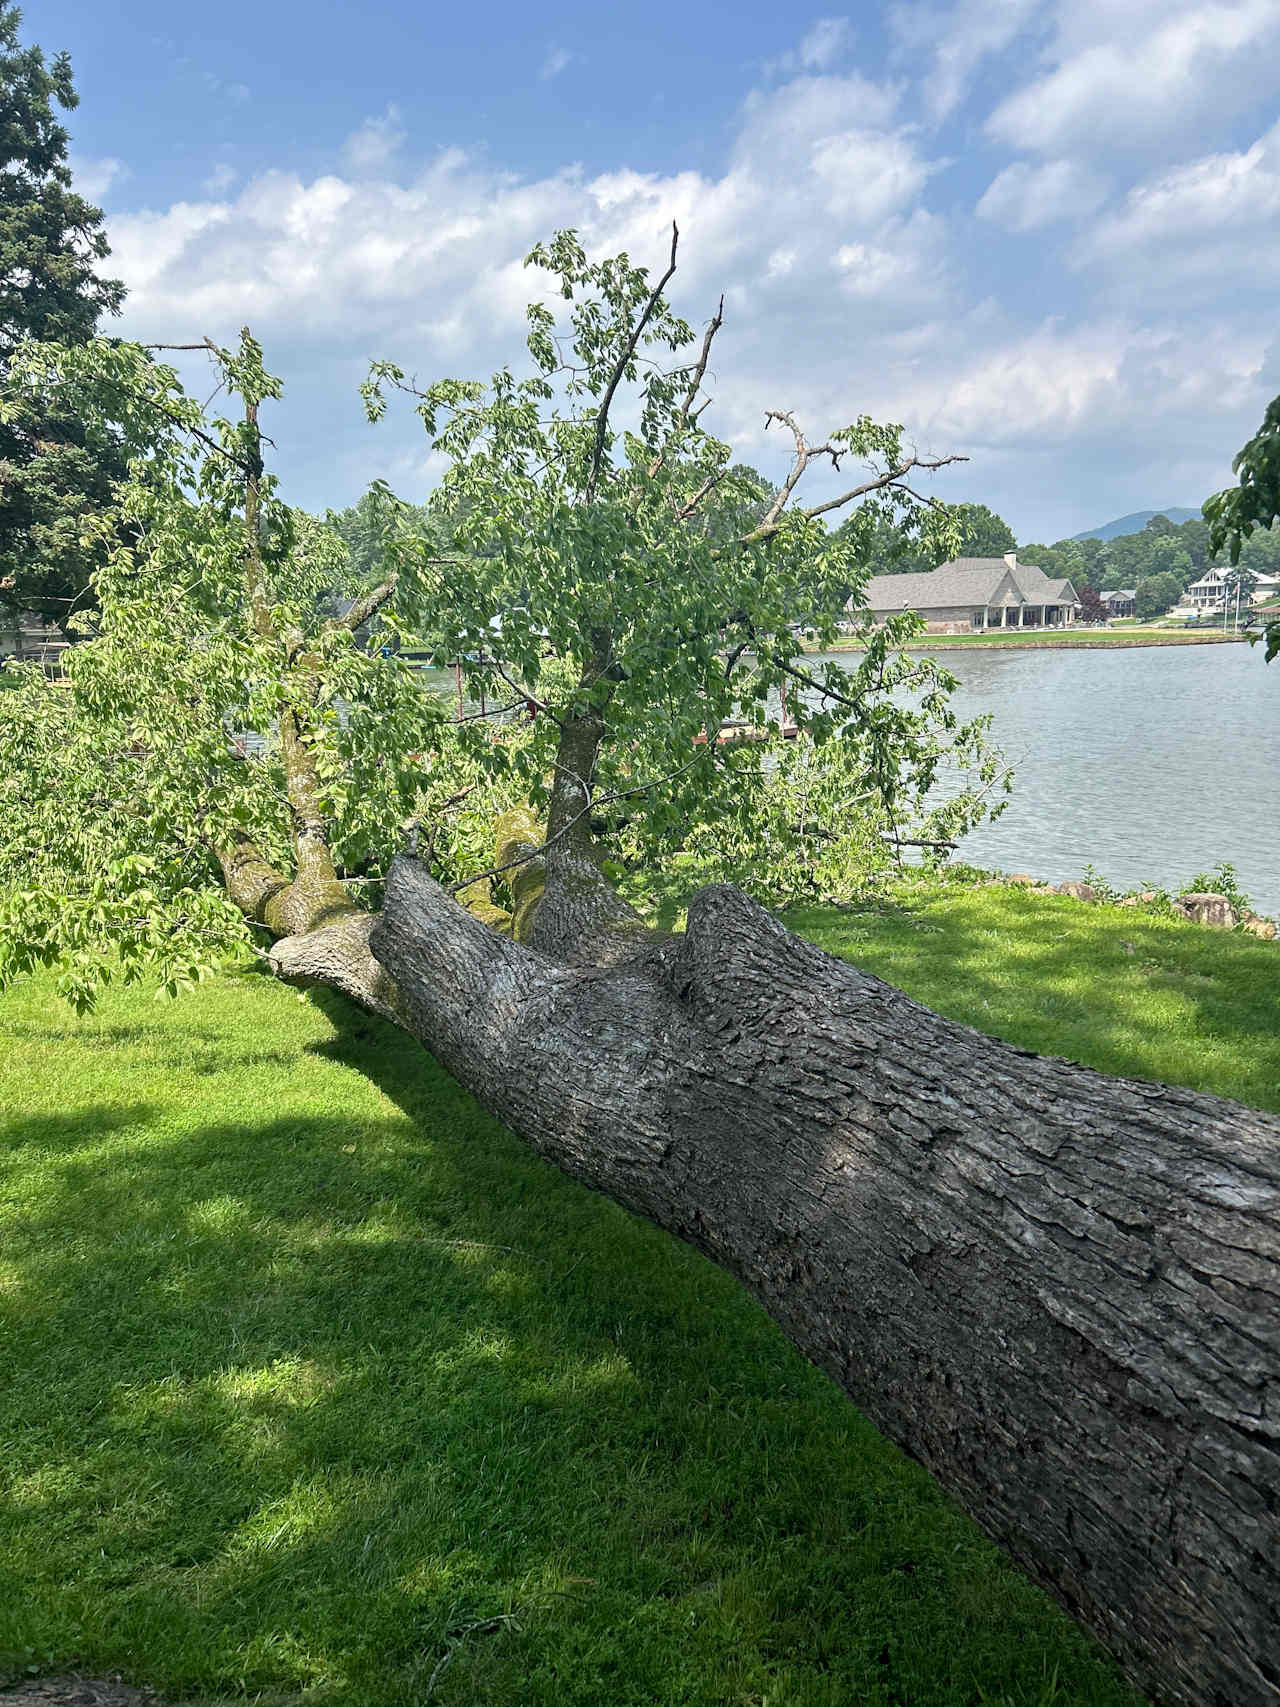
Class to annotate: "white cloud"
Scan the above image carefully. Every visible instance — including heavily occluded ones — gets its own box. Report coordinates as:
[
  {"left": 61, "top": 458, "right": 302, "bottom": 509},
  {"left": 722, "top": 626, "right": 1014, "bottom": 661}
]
[
  {"left": 986, "top": 0, "right": 1280, "bottom": 154},
  {"left": 904, "top": 315, "right": 1264, "bottom": 451},
  {"left": 739, "top": 68, "right": 901, "bottom": 156},
  {"left": 765, "top": 17, "right": 853, "bottom": 78},
  {"left": 107, "top": 200, "right": 233, "bottom": 311},
  {"left": 798, "top": 18, "right": 852, "bottom": 70},
  {"left": 95, "top": 47, "right": 1276, "bottom": 539},
  {"left": 890, "top": 0, "right": 1040, "bottom": 121},
  {"left": 1075, "top": 119, "right": 1280, "bottom": 290},
  {"left": 108, "top": 69, "right": 943, "bottom": 349},
  {"left": 810, "top": 129, "right": 937, "bottom": 220},
  {"left": 539, "top": 47, "right": 574, "bottom": 80},
  {"left": 833, "top": 233, "right": 924, "bottom": 296},
  {"left": 342, "top": 105, "right": 406, "bottom": 174},
  {"left": 70, "top": 155, "right": 126, "bottom": 201},
  {"left": 976, "top": 158, "right": 1108, "bottom": 231}
]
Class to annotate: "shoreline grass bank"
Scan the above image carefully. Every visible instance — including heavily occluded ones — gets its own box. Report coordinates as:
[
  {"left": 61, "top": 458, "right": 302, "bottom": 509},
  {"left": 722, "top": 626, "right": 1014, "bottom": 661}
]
[
  {"left": 810, "top": 629, "right": 1248, "bottom": 653},
  {"left": 5, "top": 878, "right": 1278, "bottom": 1705}
]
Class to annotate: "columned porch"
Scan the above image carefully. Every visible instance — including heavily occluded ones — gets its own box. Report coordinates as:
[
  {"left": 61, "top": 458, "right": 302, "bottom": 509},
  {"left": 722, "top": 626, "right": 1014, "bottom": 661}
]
[{"left": 972, "top": 603, "right": 1070, "bottom": 631}]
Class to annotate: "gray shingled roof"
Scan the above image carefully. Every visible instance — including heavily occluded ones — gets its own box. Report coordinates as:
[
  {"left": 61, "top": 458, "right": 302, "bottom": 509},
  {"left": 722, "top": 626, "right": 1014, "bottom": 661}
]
[
  {"left": 864, "top": 557, "right": 1079, "bottom": 613},
  {"left": 1041, "top": 577, "right": 1078, "bottom": 603}
]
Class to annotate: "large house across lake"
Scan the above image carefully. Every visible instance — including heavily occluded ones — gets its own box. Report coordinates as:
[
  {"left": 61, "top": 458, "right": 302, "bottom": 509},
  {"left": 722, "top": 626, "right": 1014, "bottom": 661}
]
[
  {"left": 1182, "top": 566, "right": 1280, "bottom": 613},
  {"left": 860, "top": 553, "right": 1081, "bottom": 635}
]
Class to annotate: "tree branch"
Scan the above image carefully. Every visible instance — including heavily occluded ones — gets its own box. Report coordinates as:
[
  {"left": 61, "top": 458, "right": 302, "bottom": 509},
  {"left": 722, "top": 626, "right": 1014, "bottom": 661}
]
[
  {"left": 736, "top": 413, "right": 969, "bottom": 544},
  {"left": 329, "top": 573, "right": 399, "bottom": 634},
  {"left": 483, "top": 656, "right": 565, "bottom": 728},
  {"left": 449, "top": 744, "right": 716, "bottom": 897},
  {"left": 586, "top": 221, "right": 680, "bottom": 502},
  {"left": 647, "top": 292, "right": 724, "bottom": 480},
  {"left": 676, "top": 470, "right": 724, "bottom": 520},
  {"left": 755, "top": 409, "right": 820, "bottom": 532},
  {"left": 797, "top": 454, "right": 968, "bottom": 526}
]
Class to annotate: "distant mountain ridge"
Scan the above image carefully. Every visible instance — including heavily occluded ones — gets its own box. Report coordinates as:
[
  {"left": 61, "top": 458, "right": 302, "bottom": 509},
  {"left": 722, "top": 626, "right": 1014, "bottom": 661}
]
[{"left": 1071, "top": 508, "right": 1201, "bottom": 541}]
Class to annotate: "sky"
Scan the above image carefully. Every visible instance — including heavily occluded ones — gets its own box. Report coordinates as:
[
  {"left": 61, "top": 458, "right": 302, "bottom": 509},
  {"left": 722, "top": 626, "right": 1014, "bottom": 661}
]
[{"left": 34, "top": 0, "right": 1280, "bottom": 543}]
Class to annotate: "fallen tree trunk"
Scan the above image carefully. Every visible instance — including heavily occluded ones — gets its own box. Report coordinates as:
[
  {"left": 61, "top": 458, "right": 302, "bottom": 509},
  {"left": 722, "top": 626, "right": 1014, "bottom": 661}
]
[{"left": 371, "top": 857, "right": 1280, "bottom": 1707}]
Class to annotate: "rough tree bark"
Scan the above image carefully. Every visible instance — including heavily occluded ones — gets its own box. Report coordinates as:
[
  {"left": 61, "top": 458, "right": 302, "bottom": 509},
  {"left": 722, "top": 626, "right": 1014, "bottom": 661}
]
[
  {"left": 361, "top": 856, "right": 1280, "bottom": 1707},
  {"left": 527, "top": 652, "right": 654, "bottom": 967},
  {"left": 219, "top": 382, "right": 1280, "bottom": 1705}
]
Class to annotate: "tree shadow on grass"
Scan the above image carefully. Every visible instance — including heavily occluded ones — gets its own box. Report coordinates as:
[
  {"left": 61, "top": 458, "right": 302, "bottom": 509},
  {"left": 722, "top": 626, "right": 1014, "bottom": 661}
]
[
  {"left": 0, "top": 1102, "right": 159, "bottom": 1153},
  {"left": 1, "top": 1016, "right": 300, "bottom": 1078},
  {"left": 0, "top": 998, "right": 1145, "bottom": 1707}
]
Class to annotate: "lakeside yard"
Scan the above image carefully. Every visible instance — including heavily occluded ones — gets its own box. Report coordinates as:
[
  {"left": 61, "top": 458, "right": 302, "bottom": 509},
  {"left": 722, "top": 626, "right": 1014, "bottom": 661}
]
[
  {"left": 3, "top": 882, "right": 1278, "bottom": 1706},
  {"left": 814, "top": 627, "right": 1249, "bottom": 652}
]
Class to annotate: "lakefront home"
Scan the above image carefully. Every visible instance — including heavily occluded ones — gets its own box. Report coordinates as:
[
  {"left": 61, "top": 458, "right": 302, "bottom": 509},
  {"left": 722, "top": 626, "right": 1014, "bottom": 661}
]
[
  {"left": 860, "top": 553, "right": 1081, "bottom": 635},
  {"left": 1100, "top": 588, "right": 1137, "bottom": 618},
  {"left": 0, "top": 609, "right": 67, "bottom": 664},
  {"left": 1183, "top": 567, "right": 1280, "bottom": 612}
]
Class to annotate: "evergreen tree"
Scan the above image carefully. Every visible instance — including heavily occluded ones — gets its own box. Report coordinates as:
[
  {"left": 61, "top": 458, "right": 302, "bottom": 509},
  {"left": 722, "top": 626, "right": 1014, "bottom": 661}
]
[{"left": 0, "top": 3, "right": 124, "bottom": 632}]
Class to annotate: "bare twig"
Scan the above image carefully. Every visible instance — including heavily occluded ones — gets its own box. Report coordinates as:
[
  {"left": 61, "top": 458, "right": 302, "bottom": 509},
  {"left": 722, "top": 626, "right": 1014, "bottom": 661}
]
[
  {"left": 484, "top": 656, "right": 565, "bottom": 728},
  {"left": 675, "top": 470, "right": 725, "bottom": 520},
  {"left": 454, "top": 698, "right": 525, "bottom": 724},
  {"left": 798, "top": 454, "right": 968, "bottom": 526},
  {"left": 883, "top": 834, "right": 959, "bottom": 850},
  {"left": 142, "top": 341, "right": 223, "bottom": 354},
  {"left": 647, "top": 292, "right": 724, "bottom": 480},
  {"left": 422, "top": 1615, "right": 521, "bottom": 1700},
  {"left": 586, "top": 221, "right": 680, "bottom": 502},
  {"left": 736, "top": 406, "right": 969, "bottom": 544},
  {"left": 756, "top": 409, "right": 827, "bottom": 531}
]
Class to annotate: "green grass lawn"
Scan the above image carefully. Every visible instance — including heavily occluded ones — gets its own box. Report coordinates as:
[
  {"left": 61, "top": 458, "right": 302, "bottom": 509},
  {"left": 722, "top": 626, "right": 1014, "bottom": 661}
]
[
  {"left": 789, "top": 879, "right": 1280, "bottom": 1112},
  {"left": 4, "top": 882, "right": 1275, "bottom": 1706}
]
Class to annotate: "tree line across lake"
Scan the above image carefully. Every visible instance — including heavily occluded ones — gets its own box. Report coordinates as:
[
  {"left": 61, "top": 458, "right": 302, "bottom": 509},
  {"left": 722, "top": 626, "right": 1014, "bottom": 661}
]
[{"left": 842, "top": 499, "right": 1279, "bottom": 623}]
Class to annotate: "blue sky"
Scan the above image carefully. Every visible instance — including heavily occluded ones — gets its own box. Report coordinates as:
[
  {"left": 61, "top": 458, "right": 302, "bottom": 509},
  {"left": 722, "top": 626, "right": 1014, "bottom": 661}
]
[{"left": 35, "top": 0, "right": 1280, "bottom": 541}]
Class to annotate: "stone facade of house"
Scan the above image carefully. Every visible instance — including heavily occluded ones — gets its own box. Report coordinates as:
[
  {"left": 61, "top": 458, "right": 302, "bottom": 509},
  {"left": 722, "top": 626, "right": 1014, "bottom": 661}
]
[{"left": 859, "top": 554, "right": 1081, "bottom": 635}]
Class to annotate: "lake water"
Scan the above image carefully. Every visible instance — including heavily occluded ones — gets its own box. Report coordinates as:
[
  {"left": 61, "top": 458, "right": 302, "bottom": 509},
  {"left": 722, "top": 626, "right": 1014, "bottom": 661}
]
[
  {"left": 807, "top": 644, "right": 1280, "bottom": 917},
  {"left": 326, "top": 642, "right": 1280, "bottom": 917}
]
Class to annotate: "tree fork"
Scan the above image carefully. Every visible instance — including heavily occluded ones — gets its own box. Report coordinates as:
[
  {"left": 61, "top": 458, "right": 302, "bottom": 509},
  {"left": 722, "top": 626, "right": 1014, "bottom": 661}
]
[
  {"left": 534, "top": 663, "right": 654, "bottom": 967},
  {"left": 371, "top": 858, "right": 1280, "bottom": 1707},
  {"left": 220, "top": 353, "right": 396, "bottom": 1014}
]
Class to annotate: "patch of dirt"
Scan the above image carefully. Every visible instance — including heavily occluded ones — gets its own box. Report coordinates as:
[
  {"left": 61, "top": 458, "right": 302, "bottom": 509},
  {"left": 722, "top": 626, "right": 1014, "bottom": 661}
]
[{"left": 0, "top": 1680, "right": 165, "bottom": 1707}]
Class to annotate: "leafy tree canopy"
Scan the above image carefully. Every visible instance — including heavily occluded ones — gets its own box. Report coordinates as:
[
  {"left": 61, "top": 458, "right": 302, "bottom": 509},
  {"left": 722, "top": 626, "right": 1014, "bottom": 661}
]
[
  {"left": 950, "top": 501, "right": 1016, "bottom": 558},
  {"left": 0, "top": 333, "right": 481, "bottom": 1007},
  {"left": 0, "top": 230, "right": 1009, "bottom": 1009},
  {"left": 1205, "top": 394, "right": 1280, "bottom": 660},
  {"left": 1134, "top": 570, "right": 1184, "bottom": 622},
  {"left": 848, "top": 499, "right": 1014, "bottom": 578},
  {"left": 362, "top": 227, "right": 1006, "bottom": 908},
  {"left": 0, "top": 2, "right": 126, "bottom": 631}
]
